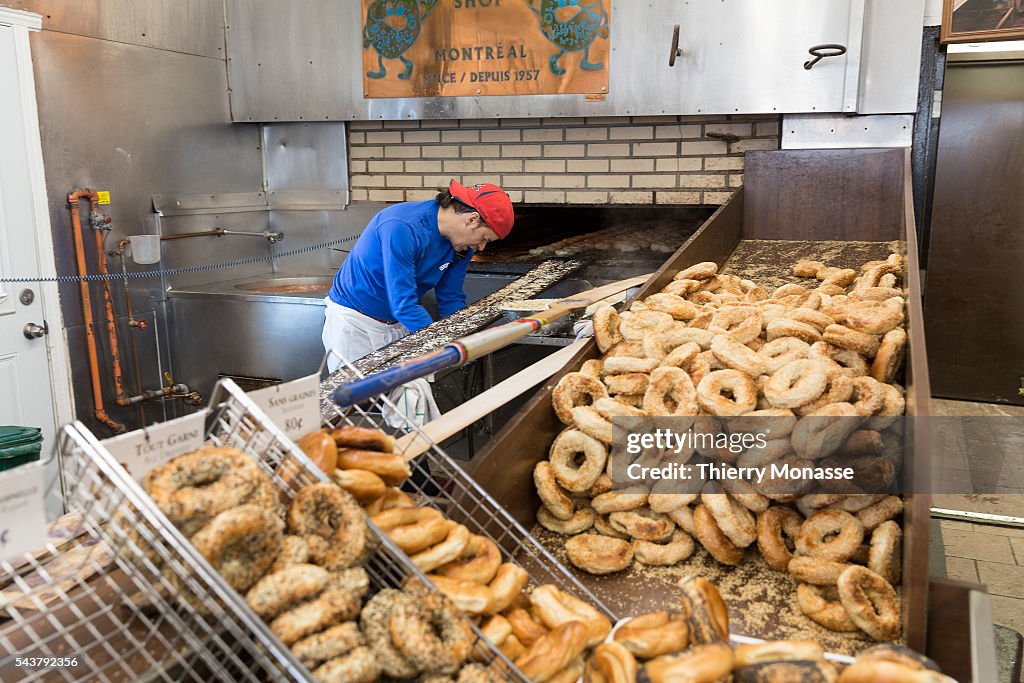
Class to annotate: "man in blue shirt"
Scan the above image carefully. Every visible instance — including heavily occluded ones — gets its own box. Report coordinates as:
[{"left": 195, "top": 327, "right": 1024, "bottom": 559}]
[{"left": 323, "top": 179, "right": 515, "bottom": 373}]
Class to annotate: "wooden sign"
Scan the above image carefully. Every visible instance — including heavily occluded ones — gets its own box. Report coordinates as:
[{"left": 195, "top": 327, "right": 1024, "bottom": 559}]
[{"left": 360, "top": 0, "right": 611, "bottom": 98}]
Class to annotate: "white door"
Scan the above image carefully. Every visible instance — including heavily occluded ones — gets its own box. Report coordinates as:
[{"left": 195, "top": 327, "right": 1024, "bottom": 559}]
[{"left": 0, "top": 11, "right": 72, "bottom": 504}]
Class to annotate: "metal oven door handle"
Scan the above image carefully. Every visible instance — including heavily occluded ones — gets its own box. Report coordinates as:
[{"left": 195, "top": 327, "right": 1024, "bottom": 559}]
[
  {"left": 669, "top": 24, "right": 682, "bottom": 67},
  {"left": 803, "top": 43, "right": 847, "bottom": 70}
]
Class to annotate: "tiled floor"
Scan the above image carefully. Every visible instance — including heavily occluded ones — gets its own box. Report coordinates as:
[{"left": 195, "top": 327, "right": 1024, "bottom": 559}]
[
  {"left": 932, "top": 398, "right": 1024, "bottom": 496},
  {"left": 941, "top": 519, "right": 1024, "bottom": 634},
  {"left": 933, "top": 399, "right": 1024, "bottom": 638}
]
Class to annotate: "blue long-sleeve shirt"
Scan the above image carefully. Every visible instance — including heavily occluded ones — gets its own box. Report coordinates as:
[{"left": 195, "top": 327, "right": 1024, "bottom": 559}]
[{"left": 328, "top": 200, "right": 473, "bottom": 332}]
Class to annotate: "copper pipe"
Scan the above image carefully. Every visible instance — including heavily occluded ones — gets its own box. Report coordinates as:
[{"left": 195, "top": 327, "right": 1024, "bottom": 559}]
[
  {"left": 93, "top": 222, "right": 131, "bottom": 407},
  {"left": 68, "top": 189, "right": 125, "bottom": 434}
]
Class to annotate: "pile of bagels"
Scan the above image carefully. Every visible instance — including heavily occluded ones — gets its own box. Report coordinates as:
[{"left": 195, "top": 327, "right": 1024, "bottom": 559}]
[
  {"left": 291, "top": 425, "right": 505, "bottom": 681},
  {"left": 591, "top": 575, "right": 958, "bottom": 683},
  {"left": 310, "top": 427, "right": 527, "bottom": 643},
  {"left": 137, "top": 445, "right": 378, "bottom": 681},
  {"left": 297, "top": 424, "right": 627, "bottom": 682},
  {"left": 534, "top": 256, "right": 911, "bottom": 640},
  {"left": 132, "top": 428, "right": 522, "bottom": 683}
]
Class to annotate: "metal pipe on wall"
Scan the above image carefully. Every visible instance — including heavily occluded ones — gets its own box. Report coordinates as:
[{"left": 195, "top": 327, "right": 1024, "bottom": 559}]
[
  {"left": 68, "top": 189, "right": 125, "bottom": 434},
  {"left": 114, "top": 238, "right": 147, "bottom": 425},
  {"left": 158, "top": 228, "right": 285, "bottom": 243},
  {"left": 71, "top": 190, "right": 205, "bottom": 434},
  {"left": 92, "top": 211, "right": 131, "bottom": 409},
  {"left": 105, "top": 239, "right": 205, "bottom": 411}
]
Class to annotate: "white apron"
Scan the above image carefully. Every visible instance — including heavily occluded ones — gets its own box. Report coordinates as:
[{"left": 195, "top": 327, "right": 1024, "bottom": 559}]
[{"left": 322, "top": 298, "right": 440, "bottom": 428}]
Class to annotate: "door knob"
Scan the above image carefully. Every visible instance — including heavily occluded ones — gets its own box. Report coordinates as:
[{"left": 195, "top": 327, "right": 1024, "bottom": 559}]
[{"left": 23, "top": 322, "right": 48, "bottom": 339}]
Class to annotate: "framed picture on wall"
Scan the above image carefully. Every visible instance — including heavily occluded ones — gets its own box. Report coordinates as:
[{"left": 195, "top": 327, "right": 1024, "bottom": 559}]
[{"left": 942, "top": 0, "right": 1024, "bottom": 43}]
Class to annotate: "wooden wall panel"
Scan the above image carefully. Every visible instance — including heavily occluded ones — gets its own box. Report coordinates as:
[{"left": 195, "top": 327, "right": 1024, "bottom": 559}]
[{"left": 924, "top": 62, "right": 1024, "bottom": 404}]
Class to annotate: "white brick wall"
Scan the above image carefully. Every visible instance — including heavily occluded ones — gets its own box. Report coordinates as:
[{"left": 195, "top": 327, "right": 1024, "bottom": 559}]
[{"left": 347, "top": 115, "right": 780, "bottom": 205}]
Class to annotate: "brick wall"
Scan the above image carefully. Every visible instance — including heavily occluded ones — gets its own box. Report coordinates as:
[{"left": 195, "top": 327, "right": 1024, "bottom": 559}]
[{"left": 347, "top": 115, "right": 780, "bottom": 205}]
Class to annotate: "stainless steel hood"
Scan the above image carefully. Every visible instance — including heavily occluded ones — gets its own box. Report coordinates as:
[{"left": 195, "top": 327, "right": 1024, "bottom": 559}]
[{"left": 224, "top": 0, "right": 925, "bottom": 122}]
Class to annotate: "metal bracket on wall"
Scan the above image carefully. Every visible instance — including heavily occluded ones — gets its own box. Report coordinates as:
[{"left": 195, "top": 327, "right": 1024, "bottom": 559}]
[
  {"left": 266, "top": 189, "right": 348, "bottom": 211},
  {"left": 932, "top": 507, "right": 1024, "bottom": 529},
  {"left": 840, "top": 0, "right": 867, "bottom": 113},
  {"left": 153, "top": 189, "right": 348, "bottom": 217},
  {"left": 781, "top": 114, "right": 913, "bottom": 150},
  {"left": 151, "top": 192, "right": 269, "bottom": 217}
]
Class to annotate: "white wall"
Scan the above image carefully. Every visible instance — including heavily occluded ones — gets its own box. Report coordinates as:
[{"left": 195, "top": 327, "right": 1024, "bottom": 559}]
[{"left": 924, "top": 0, "right": 943, "bottom": 26}]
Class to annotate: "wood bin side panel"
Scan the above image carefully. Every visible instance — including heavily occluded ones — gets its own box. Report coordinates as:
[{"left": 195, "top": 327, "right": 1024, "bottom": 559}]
[
  {"left": 469, "top": 148, "right": 934, "bottom": 652},
  {"left": 630, "top": 188, "right": 745, "bottom": 300},
  {"left": 926, "top": 578, "right": 993, "bottom": 683},
  {"left": 744, "top": 148, "right": 905, "bottom": 241},
  {"left": 465, "top": 339, "right": 599, "bottom": 527},
  {"left": 900, "top": 148, "right": 934, "bottom": 654},
  {"left": 745, "top": 148, "right": 932, "bottom": 651}
]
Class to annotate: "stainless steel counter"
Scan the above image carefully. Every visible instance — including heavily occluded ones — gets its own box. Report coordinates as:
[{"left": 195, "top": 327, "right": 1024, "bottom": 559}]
[
  {"left": 165, "top": 269, "right": 595, "bottom": 403},
  {"left": 167, "top": 273, "right": 334, "bottom": 400}
]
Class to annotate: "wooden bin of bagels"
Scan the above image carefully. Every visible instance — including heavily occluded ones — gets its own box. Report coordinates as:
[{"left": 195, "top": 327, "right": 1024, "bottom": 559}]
[{"left": 465, "top": 149, "right": 990, "bottom": 680}]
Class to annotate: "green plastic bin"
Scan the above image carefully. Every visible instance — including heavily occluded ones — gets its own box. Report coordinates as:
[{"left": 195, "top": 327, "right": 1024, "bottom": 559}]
[{"left": 0, "top": 425, "right": 43, "bottom": 471}]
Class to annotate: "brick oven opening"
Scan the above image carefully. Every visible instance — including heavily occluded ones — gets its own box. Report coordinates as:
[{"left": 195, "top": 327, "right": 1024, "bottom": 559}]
[{"left": 471, "top": 204, "right": 716, "bottom": 277}]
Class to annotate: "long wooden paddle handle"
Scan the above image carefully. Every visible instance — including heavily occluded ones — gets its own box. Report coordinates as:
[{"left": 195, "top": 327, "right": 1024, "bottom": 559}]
[
  {"left": 330, "top": 273, "right": 651, "bottom": 408},
  {"left": 395, "top": 339, "right": 590, "bottom": 459}
]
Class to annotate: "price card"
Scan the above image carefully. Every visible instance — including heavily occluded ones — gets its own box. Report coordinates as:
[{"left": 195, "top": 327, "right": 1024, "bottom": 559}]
[
  {"left": 0, "top": 462, "right": 48, "bottom": 563},
  {"left": 103, "top": 410, "right": 208, "bottom": 482},
  {"left": 249, "top": 374, "right": 320, "bottom": 441}
]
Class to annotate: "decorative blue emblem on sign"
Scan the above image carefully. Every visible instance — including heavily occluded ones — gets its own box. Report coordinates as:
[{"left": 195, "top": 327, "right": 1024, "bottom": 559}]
[{"left": 526, "top": 0, "right": 609, "bottom": 76}]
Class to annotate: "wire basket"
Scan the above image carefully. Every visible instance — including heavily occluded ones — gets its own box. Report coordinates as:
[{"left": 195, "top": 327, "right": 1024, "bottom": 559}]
[
  {"left": 323, "top": 357, "right": 618, "bottom": 623},
  {"left": 205, "top": 378, "right": 527, "bottom": 680},
  {"left": 2, "top": 378, "right": 523, "bottom": 682},
  {"left": 1, "top": 424, "right": 239, "bottom": 682}
]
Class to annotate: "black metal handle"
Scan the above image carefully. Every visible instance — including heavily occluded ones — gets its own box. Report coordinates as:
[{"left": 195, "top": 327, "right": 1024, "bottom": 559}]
[
  {"left": 669, "top": 24, "right": 682, "bottom": 67},
  {"left": 803, "top": 43, "right": 847, "bottom": 70}
]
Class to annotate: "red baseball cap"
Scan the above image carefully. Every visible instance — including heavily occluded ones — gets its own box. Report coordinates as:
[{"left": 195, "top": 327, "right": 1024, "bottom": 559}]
[{"left": 449, "top": 179, "right": 515, "bottom": 239}]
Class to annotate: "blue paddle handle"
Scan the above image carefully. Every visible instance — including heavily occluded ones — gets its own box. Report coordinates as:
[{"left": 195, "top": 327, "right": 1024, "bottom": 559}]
[{"left": 331, "top": 345, "right": 463, "bottom": 407}]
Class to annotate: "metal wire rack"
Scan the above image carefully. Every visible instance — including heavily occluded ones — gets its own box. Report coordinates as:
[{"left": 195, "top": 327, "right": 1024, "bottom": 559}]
[
  {"left": 207, "top": 378, "right": 532, "bottom": 681},
  {"left": 1, "top": 378, "right": 523, "bottom": 682},
  {"left": 1, "top": 423, "right": 246, "bottom": 683},
  {"left": 323, "top": 356, "right": 619, "bottom": 623}
]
